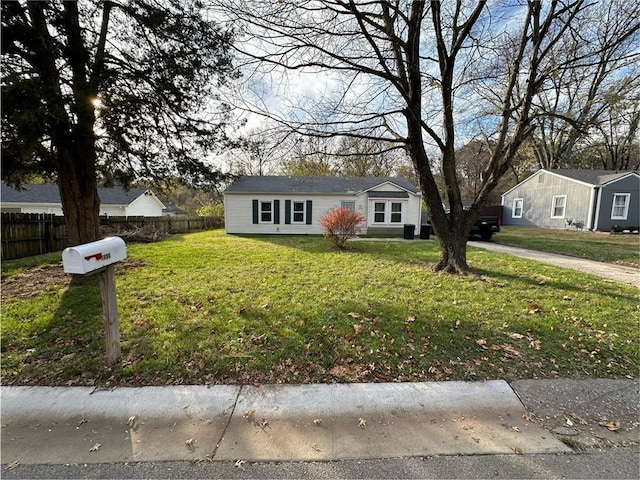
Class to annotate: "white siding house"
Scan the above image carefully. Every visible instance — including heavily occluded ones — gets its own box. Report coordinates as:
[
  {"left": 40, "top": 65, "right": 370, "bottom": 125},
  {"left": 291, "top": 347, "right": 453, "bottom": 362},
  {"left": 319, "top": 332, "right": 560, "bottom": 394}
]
[
  {"left": 1, "top": 184, "right": 166, "bottom": 217},
  {"left": 224, "top": 176, "right": 423, "bottom": 236}
]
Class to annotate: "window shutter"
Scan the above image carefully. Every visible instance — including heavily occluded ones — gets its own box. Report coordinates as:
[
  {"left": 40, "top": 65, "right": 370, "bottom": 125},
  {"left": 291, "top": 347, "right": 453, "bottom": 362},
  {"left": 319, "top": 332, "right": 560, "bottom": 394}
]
[
  {"left": 274, "top": 200, "right": 280, "bottom": 224},
  {"left": 252, "top": 200, "right": 259, "bottom": 224},
  {"left": 285, "top": 200, "right": 291, "bottom": 224},
  {"left": 306, "top": 200, "right": 312, "bottom": 224}
]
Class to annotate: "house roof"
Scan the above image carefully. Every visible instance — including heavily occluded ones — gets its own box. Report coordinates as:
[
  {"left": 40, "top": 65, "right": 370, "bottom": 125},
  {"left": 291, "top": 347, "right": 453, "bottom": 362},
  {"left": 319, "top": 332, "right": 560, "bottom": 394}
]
[
  {"left": 501, "top": 169, "right": 639, "bottom": 197},
  {"left": 549, "top": 169, "right": 638, "bottom": 186},
  {"left": 224, "top": 176, "right": 420, "bottom": 195},
  {"left": 1, "top": 183, "right": 153, "bottom": 205}
]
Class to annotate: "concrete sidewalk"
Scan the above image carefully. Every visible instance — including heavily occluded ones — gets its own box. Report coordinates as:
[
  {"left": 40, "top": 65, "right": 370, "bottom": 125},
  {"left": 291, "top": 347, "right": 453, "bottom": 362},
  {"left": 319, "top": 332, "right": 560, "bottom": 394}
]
[{"left": 2, "top": 379, "right": 638, "bottom": 466}]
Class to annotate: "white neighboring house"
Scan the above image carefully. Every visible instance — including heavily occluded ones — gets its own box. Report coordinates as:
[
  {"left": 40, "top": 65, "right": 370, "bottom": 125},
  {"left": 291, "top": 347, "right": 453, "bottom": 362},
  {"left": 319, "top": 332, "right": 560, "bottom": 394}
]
[
  {"left": 224, "top": 176, "right": 423, "bottom": 236},
  {"left": 1, "top": 183, "right": 166, "bottom": 217}
]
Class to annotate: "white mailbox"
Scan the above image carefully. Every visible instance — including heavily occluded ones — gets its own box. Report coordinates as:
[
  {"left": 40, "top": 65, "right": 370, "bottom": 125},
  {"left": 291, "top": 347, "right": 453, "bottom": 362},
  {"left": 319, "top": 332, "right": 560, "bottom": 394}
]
[{"left": 62, "top": 236, "right": 127, "bottom": 274}]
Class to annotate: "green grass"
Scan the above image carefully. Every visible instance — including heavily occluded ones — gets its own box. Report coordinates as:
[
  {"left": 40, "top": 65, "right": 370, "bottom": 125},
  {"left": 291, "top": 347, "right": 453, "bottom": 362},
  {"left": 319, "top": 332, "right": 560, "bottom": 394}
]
[
  {"left": 1, "top": 230, "right": 638, "bottom": 386},
  {"left": 494, "top": 226, "right": 640, "bottom": 267}
]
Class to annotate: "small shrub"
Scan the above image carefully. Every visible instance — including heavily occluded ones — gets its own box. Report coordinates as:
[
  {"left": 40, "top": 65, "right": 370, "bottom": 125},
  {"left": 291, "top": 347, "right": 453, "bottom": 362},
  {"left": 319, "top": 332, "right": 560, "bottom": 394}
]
[{"left": 319, "top": 207, "right": 365, "bottom": 249}]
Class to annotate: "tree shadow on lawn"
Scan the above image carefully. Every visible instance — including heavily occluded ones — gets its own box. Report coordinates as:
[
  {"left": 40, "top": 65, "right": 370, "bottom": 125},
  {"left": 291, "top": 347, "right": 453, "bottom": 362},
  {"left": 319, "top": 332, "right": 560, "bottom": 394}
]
[
  {"left": 239, "top": 235, "right": 635, "bottom": 301},
  {"left": 2, "top": 274, "right": 107, "bottom": 386},
  {"left": 471, "top": 265, "right": 638, "bottom": 303}
]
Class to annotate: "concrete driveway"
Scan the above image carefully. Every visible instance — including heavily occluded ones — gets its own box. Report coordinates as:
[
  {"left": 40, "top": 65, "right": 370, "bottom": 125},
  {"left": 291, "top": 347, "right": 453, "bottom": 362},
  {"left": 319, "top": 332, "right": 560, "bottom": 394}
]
[{"left": 468, "top": 241, "right": 639, "bottom": 287}]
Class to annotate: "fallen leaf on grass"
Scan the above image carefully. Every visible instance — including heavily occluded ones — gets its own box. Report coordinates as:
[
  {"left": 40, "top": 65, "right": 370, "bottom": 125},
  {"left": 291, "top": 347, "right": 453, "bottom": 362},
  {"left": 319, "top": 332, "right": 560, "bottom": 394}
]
[
  {"left": 347, "top": 312, "right": 362, "bottom": 319},
  {"left": 475, "top": 339, "right": 488, "bottom": 349},
  {"left": 405, "top": 316, "right": 416, "bottom": 323},
  {"left": 505, "top": 332, "right": 524, "bottom": 340},
  {"left": 89, "top": 443, "right": 101, "bottom": 452},
  {"left": 490, "top": 344, "right": 520, "bottom": 356}
]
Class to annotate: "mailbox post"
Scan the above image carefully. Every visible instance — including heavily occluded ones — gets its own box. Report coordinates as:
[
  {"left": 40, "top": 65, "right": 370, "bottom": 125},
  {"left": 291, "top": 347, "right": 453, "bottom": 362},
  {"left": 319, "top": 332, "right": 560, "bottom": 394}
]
[{"left": 62, "top": 237, "right": 126, "bottom": 364}]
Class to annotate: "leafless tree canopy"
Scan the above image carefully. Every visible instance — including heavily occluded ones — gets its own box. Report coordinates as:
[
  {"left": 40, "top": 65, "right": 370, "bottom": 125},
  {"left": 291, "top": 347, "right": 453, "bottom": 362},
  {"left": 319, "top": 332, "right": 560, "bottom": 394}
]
[{"left": 219, "top": 0, "right": 639, "bottom": 273}]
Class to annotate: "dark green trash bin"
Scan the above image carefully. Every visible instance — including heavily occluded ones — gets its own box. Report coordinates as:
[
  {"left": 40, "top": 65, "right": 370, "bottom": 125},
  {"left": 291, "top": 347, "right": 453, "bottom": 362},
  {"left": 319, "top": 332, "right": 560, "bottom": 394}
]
[
  {"left": 420, "top": 224, "right": 431, "bottom": 239},
  {"left": 403, "top": 224, "right": 415, "bottom": 240}
]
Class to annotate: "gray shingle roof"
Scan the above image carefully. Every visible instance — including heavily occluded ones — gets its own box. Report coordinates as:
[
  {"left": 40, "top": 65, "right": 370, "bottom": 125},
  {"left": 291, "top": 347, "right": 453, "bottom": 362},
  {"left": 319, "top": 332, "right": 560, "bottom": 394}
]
[
  {"left": 224, "top": 176, "right": 419, "bottom": 194},
  {"left": 550, "top": 169, "right": 638, "bottom": 186},
  {"left": 1, "top": 183, "right": 149, "bottom": 205}
]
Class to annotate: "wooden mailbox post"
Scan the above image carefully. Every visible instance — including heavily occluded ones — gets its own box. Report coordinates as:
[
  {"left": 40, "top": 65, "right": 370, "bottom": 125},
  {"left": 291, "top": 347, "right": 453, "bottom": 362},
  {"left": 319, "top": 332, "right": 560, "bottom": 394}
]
[{"left": 62, "top": 237, "right": 126, "bottom": 364}]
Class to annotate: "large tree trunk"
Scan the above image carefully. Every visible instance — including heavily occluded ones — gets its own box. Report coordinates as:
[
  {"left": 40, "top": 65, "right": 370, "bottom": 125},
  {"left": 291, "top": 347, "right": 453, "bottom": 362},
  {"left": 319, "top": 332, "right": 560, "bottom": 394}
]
[
  {"left": 407, "top": 117, "right": 473, "bottom": 275},
  {"left": 58, "top": 144, "right": 101, "bottom": 246},
  {"left": 434, "top": 231, "right": 470, "bottom": 274},
  {"left": 56, "top": 2, "right": 102, "bottom": 246}
]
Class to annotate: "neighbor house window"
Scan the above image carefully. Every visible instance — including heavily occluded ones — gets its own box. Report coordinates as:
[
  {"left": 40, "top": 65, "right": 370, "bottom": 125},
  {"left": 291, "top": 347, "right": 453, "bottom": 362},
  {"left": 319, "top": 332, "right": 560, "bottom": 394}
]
[
  {"left": 292, "top": 201, "right": 305, "bottom": 223},
  {"left": 611, "top": 193, "right": 630, "bottom": 220},
  {"left": 551, "top": 195, "right": 566, "bottom": 218},
  {"left": 260, "top": 201, "right": 272, "bottom": 223},
  {"left": 512, "top": 198, "right": 523, "bottom": 218},
  {"left": 373, "top": 200, "right": 404, "bottom": 224}
]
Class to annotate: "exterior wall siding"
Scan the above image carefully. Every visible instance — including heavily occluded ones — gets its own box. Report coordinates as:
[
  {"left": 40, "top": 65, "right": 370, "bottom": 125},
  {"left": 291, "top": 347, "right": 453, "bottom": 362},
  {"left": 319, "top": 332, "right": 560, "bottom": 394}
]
[
  {"left": 225, "top": 190, "right": 423, "bottom": 235},
  {"left": 595, "top": 176, "right": 640, "bottom": 231},
  {"left": 502, "top": 171, "right": 593, "bottom": 229},
  {"left": 126, "top": 194, "right": 164, "bottom": 217}
]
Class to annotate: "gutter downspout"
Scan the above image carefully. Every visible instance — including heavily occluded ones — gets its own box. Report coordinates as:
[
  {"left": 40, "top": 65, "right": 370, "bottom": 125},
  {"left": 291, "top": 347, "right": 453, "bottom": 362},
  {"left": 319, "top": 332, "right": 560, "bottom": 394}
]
[
  {"left": 587, "top": 186, "right": 596, "bottom": 230},
  {"left": 592, "top": 187, "right": 602, "bottom": 231}
]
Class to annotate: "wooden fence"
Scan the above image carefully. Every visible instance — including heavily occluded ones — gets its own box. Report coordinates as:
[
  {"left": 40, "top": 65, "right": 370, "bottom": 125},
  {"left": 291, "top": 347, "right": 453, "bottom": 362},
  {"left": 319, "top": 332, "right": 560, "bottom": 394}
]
[{"left": 1, "top": 213, "right": 223, "bottom": 261}]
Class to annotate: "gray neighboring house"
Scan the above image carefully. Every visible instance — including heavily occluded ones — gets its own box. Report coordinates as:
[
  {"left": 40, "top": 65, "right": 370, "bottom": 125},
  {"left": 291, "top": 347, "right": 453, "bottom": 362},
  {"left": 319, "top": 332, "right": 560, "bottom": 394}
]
[
  {"left": 501, "top": 169, "right": 640, "bottom": 231},
  {"left": 224, "top": 176, "right": 423, "bottom": 236}
]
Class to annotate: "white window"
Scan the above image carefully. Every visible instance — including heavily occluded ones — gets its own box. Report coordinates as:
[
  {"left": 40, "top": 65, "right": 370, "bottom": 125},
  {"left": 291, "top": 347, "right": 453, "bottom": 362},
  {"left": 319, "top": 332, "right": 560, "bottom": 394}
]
[
  {"left": 341, "top": 201, "right": 356, "bottom": 212},
  {"left": 260, "top": 201, "right": 272, "bottom": 223},
  {"left": 512, "top": 198, "right": 523, "bottom": 218},
  {"left": 374, "top": 202, "right": 386, "bottom": 223},
  {"left": 611, "top": 193, "right": 630, "bottom": 220},
  {"left": 551, "top": 195, "right": 566, "bottom": 218},
  {"left": 390, "top": 202, "right": 402, "bottom": 223},
  {"left": 372, "top": 200, "right": 404, "bottom": 224},
  {"left": 292, "top": 201, "right": 305, "bottom": 223}
]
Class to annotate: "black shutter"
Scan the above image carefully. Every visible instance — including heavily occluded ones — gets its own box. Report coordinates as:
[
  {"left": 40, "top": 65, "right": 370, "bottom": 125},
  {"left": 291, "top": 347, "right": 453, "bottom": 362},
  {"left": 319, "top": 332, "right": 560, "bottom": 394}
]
[
  {"left": 252, "top": 199, "right": 259, "bottom": 224},
  {"left": 285, "top": 200, "right": 291, "bottom": 224},
  {"left": 306, "top": 200, "right": 312, "bottom": 224},
  {"left": 274, "top": 200, "right": 280, "bottom": 224}
]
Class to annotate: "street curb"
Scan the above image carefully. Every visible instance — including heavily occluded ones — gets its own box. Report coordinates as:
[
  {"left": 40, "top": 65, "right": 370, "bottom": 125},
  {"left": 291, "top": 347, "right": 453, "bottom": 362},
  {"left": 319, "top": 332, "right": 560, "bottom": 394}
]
[{"left": 1, "top": 381, "right": 570, "bottom": 464}]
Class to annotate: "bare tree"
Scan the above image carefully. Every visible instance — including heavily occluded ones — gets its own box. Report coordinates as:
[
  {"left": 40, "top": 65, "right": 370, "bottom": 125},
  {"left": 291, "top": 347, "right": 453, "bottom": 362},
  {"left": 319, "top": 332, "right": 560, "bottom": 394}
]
[
  {"left": 220, "top": 0, "right": 637, "bottom": 274},
  {"left": 225, "top": 126, "right": 299, "bottom": 175},
  {"left": 526, "top": 0, "right": 640, "bottom": 169}
]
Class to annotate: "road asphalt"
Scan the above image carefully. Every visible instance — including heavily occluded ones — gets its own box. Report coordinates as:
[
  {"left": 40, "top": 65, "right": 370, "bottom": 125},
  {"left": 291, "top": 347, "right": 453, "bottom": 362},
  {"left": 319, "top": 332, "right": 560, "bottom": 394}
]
[{"left": 1, "top": 243, "right": 638, "bottom": 473}]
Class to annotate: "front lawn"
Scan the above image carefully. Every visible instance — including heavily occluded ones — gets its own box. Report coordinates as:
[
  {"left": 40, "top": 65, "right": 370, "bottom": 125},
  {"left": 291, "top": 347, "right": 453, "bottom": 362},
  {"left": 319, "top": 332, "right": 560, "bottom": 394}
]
[
  {"left": 1, "top": 230, "right": 638, "bottom": 386},
  {"left": 494, "top": 226, "right": 640, "bottom": 267}
]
